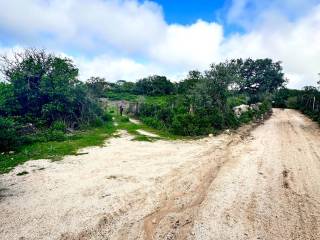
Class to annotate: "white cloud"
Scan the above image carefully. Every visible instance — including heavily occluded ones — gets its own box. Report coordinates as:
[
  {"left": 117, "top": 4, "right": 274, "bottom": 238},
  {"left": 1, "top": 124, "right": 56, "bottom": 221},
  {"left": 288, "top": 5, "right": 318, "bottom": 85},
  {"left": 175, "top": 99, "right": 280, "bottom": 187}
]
[
  {"left": 0, "top": 0, "right": 166, "bottom": 53},
  {"left": 0, "top": 0, "right": 319, "bottom": 88},
  {"left": 74, "top": 55, "right": 160, "bottom": 81},
  {"left": 149, "top": 20, "right": 223, "bottom": 69},
  {"left": 72, "top": 55, "right": 187, "bottom": 82},
  {"left": 227, "top": 0, "right": 319, "bottom": 29},
  {"left": 222, "top": 4, "right": 320, "bottom": 88}
]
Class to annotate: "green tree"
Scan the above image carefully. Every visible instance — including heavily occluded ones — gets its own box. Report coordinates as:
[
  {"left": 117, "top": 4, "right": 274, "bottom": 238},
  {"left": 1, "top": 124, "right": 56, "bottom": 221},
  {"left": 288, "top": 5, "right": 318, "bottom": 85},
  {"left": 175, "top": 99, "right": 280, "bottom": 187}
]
[
  {"left": 235, "top": 58, "right": 286, "bottom": 96},
  {"left": 192, "top": 62, "right": 235, "bottom": 112},
  {"left": 183, "top": 61, "right": 239, "bottom": 132},
  {"left": 86, "top": 76, "right": 108, "bottom": 97},
  {"left": 114, "top": 80, "right": 136, "bottom": 93},
  {"left": 135, "top": 75, "right": 175, "bottom": 96},
  {"left": 0, "top": 49, "right": 102, "bottom": 127},
  {"left": 177, "top": 70, "right": 202, "bottom": 94},
  {"left": 0, "top": 82, "right": 20, "bottom": 116}
]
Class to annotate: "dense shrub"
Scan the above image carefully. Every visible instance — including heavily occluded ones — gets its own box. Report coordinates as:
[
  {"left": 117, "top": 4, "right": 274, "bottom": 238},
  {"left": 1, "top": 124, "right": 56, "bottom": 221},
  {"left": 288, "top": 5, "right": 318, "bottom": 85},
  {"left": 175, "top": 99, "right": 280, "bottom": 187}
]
[
  {"left": 51, "top": 121, "right": 67, "bottom": 132},
  {"left": 141, "top": 117, "right": 166, "bottom": 130},
  {"left": 0, "top": 49, "right": 107, "bottom": 151},
  {"left": 227, "top": 95, "right": 248, "bottom": 108},
  {"left": 0, "top": 117, "right": 21, "bottom": 151},
  {"left": 0, "top": 49, "right": 103, "bottom": 128},
  {"left": 171, "top": 114, "right": 199, "bottom": 135},
  {"left": 239, "top": 110, "right": 255, "bottom": 124},
  {"left": 138, "top": 98, "right": 244, "bottom": 136},
  {"left": 119, "top": 116, "right": 130, "bottom": 122},
  {"left": 102, "top": 112, "right": 113, "bottom": 122},
  {"left": 287, "top": 96, "right": 299, "bottom": 109},
  {"left": 89, "top": 118, "right": 104, "bottom": 127},
  {"left": 136, "top": 60, "right": 279, "bottom": 136}
]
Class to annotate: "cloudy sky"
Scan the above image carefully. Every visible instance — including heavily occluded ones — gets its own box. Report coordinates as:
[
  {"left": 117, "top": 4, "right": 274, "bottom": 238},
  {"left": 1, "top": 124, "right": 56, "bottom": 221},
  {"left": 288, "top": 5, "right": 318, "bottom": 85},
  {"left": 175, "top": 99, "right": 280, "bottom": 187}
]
[{"left": 0, "top": 0, "right": 319, "bottom": 88}]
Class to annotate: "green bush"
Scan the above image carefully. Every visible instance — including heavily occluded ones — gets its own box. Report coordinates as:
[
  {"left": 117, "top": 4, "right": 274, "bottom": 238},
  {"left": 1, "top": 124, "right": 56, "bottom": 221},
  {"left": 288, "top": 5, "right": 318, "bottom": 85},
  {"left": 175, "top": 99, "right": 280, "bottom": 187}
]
[
  {"left": 0, "top": 117, "right": 20, "bottom": 151},
  {"left": 1, "top": 49, "right": 104, "bottom": 130},
  {"left": 224, "top": 111, "right": 240, "bottom": 129},
  {"left": 258, "top": 100, "right": 272, "bottom": 115},
  {"left": 286, "top": 96, "right": 298, "bottom": 109},
  {"left": 51, "top": 121, "right": 67, "bottom": 132},
  {"left": 119, "top": 116, "right": 129, "bottom": 122},
  {"left": 141, "top": 117, "right": 166, "bottom": 130},
  {"left": 239, "top": 110, "right": 254, "bottom": 124},
  {"left": 227, "top": 95, "right": 248, "bottom": 108},
  {"left": 102, "top": 112, "right": 113, "bottom": 122},
  {"left": 171, "top": 114, "right": 198, "bottom": 136},
  {"left": 90, "top": 117, "right": 104, "bottom": 127}
]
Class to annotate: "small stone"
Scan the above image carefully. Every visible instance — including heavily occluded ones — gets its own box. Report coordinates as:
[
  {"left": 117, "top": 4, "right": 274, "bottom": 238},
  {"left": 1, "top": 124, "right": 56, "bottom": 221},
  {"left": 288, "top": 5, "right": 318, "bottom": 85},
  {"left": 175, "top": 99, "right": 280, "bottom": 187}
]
[
  {"left": 152, "top": 219, "right": 157, "bottom": 224},
  {"left": 208, "top": 134, "right": 213, "bottom": 137},
  {"left": 9, "top": 151, "right": 15, "bottom": 154}
]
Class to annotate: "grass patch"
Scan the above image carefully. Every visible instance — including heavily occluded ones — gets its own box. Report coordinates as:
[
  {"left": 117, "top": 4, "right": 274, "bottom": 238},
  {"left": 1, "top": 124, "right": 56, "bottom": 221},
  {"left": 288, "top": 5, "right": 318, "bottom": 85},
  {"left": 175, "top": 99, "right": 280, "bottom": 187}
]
[
  {"left": 132, "top": 135, "right": 152, "bottom": 142},
  {"left": 0, "top": 122, "right": 117, "bottom": 174},
  {"left": 114, "top": 114, "right": 180, "bottom": 140}
]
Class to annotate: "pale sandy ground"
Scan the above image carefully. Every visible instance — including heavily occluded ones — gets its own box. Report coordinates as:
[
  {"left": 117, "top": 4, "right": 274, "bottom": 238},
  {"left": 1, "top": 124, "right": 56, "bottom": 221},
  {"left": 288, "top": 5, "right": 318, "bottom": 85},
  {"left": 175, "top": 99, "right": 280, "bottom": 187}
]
[
  {"left": 136, "top": 130, "right": 159, "bottom": 138},
  {"left": 129, "top": 118, "right": 141, "bottom": 125},
  {"left": 0, "top": 109, "right": 320, "bottom": 240}
]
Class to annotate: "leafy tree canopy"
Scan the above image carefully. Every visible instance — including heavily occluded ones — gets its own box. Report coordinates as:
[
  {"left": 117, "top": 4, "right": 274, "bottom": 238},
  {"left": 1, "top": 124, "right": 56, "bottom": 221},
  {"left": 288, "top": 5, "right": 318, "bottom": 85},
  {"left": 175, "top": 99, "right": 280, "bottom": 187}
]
[
  {"left": 135, "top": 75, "right": 175, "bottom": 96},
  {"left": 233, "top": 58, "right": 286, "bottom": 95},
  {"left": 0, "top": 49, "right": 102, "bottom": 127}
]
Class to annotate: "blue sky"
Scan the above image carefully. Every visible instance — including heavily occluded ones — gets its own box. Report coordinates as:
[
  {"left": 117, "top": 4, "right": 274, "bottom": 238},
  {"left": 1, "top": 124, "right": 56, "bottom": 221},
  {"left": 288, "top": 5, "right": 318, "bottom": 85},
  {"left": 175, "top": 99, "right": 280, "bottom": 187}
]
[
  {"left": 151, "top": 0, "right": 244, "bottom": 35},
  {"left": 151, "top": 0, "right": 227, "bottom": 24},
  {"left": 0, "top": 0, "right": 319, "bottom": 88}
]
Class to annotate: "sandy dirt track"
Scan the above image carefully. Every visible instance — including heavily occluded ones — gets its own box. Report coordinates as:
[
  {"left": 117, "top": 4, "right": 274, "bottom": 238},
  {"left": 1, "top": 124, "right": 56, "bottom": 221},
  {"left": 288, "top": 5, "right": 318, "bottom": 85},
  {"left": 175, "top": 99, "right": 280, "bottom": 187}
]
[{"left": 1, "top": 109, "right": 320, "bottom": 239}]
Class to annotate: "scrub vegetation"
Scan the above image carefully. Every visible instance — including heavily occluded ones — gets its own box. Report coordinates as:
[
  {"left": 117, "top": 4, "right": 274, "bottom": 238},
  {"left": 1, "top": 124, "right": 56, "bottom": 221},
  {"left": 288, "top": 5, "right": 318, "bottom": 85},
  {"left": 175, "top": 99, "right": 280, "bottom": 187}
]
[{"left": 0, "top": 48, "right": 299, "bottom": 172}]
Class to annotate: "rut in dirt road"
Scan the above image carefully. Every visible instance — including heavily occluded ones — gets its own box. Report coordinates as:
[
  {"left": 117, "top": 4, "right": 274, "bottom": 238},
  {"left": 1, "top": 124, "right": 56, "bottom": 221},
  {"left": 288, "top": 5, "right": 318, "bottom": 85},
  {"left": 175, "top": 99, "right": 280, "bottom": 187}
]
[{"left": 142, "top": 135, "right": 248, "bottom": 240}]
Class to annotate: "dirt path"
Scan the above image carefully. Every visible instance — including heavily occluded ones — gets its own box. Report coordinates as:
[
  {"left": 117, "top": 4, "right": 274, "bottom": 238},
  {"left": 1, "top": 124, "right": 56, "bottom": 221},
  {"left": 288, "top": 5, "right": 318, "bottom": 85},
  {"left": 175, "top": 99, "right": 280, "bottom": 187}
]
[
  {"left": 0, "top": 109, "right": 320, "bottom": 239},
  {"left": 191, "top": 109, "right": 320, "bottom": 240}
]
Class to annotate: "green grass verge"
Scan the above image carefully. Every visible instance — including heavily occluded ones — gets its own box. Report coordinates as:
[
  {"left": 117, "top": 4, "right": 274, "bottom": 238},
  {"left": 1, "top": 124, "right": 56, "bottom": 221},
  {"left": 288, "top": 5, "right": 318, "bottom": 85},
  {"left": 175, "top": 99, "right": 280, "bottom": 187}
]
[
  {"left": 131, "top": 135, "right": 153, "bottom": 142},
  {"left": 114, "top": 114, "right": 182, "bottom": 141},
  {"left": 0, "top": 122, "right": 117, "bottom": 174}
]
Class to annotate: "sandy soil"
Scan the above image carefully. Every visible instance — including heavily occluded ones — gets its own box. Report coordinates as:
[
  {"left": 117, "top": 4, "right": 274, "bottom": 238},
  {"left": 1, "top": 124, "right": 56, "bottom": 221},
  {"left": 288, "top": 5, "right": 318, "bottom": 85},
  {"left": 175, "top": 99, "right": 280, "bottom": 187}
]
[
  {"left": 129, "top": 118, "right": 141, "bottom": 125},
  {"left": 136, "top": 130, "right": 159, "bottom": 138},
  {"left": 0, "top": 109, "right": 320, "bottom": 240}
]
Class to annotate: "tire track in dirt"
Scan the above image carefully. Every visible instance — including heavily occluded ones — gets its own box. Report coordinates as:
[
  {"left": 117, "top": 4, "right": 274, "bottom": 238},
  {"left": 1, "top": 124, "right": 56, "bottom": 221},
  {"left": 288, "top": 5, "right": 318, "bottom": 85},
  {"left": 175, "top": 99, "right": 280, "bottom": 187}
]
[{"left": 143, "top": 121, "right": 263, "bottom": 240}]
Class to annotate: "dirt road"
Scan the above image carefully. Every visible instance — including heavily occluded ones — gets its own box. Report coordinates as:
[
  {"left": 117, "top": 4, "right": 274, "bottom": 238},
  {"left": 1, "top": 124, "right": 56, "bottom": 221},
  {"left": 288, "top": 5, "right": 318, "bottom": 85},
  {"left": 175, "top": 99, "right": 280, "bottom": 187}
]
[{"left": 1, "top": 109, "right": 320, "bottom": 239}]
